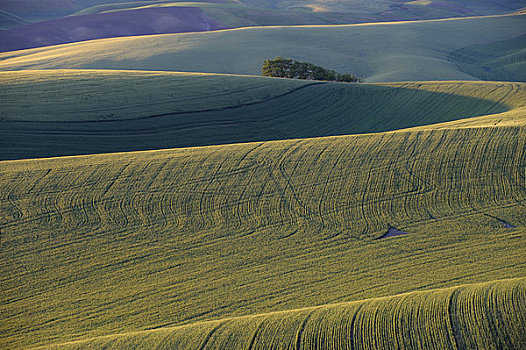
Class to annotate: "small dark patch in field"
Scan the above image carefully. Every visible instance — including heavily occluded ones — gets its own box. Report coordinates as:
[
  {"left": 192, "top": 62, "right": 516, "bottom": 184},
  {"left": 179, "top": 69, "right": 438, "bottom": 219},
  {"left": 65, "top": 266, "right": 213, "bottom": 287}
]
[
  {"left": 496, "top": 218, "right": 515, "bottom": 229},
  {"left": 483, "top": 214, "right": 515, "bottom": 229},
  {"left": 378, "top": 227, "right": 410, "bottom": 239}
]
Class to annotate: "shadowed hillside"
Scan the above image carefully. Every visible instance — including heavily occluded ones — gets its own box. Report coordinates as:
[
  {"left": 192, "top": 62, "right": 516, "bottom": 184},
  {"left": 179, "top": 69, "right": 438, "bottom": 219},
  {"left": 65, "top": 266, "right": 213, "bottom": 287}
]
[
  {"left": 2, "top": 0, "right": 521, "bottom": 32},
  {"left": 1, "top": 70, "right": 525, "bottom": 160},
  {"left": 0, "top": 7, "right": 227, "bottom": 53},
  {"left": 0, "top": 0, "right": 135, "bottom": 21},
  {"left": 0, "top": 10, "right": 29, "bottom": 30}
]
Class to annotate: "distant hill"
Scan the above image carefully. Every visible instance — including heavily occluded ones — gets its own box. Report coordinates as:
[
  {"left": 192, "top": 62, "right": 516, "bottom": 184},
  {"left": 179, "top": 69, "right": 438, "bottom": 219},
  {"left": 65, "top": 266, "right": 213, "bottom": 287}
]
[
  {"left": 0, "top": 0, "right": 149, "bottom": 21},
  {"left": 450, "top": 34, "right": 526, "bottom": 82},
  {"left": 0, "top": 0, "right": 89, "bottom": 21},
  {"left": 76, "top": 0, "right": 526, "bottom": 21},
  {"left": 0, "top": 10, "right": 29, "bottom": 30},
  {"left": 0, "top": 7, "right": 227, "bottom": 52},
  {"left": 1, "top": 14, "right": 524, "bottom": 82},
  {"left": 1, "top": 0, "right": 524, "bottom": 49}
]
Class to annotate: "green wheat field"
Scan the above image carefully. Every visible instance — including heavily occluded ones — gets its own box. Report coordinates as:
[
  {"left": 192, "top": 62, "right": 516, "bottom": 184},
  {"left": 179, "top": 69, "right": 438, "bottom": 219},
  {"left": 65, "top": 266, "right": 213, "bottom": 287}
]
[{"left": 1, "top": 1, "right": 525, "bottom": 349}]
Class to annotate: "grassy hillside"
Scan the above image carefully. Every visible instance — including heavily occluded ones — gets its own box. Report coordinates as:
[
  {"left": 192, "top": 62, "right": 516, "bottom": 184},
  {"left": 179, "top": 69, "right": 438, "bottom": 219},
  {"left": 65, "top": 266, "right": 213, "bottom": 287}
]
[
  {"left": 2, "top": 119, "right": 525, "bottom": 348},
  {"left": 37, "top": 278, "right": 526, "bottom": 349},
  {"left": 2, "top": 70, "right": 525, "bottom": 160},
  {"left": 2, "top": 2, "right": 524, "bottom": 350},
  {"left": 0, "top": 14, "right": 524, "bottom": 81}
]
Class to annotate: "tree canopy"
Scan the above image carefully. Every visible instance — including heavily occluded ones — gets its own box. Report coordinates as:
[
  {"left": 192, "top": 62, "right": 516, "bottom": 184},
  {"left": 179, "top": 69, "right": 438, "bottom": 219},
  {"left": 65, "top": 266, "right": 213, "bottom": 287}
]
[{"left": 261, "top": 57, "right": 362, "bottom": 83}]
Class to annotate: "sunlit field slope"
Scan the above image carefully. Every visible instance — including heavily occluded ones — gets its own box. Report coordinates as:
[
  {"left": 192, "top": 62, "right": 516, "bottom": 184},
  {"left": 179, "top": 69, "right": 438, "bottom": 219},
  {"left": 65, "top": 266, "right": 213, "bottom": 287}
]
[
  {"left": 0, "top": 14, "right": 524, "bottom": 81},
  {"left": 2, "top": 120, "right": 525, "bottom": 348},
  {"left": 38, "top": 278, "right": 526, "bottom": 350},
  {"left": 2, "top": 70, "right": 525, "bottom": 160}
]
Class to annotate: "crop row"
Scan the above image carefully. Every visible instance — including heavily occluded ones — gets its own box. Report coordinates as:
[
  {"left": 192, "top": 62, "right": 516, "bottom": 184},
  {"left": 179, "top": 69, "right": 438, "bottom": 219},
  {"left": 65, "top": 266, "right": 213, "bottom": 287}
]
[
  {"left": 2, "top": 126, "right": 524, "bottom": 239},
  {"left": 1, "top": 125, "right": 525, "bottom": 348}
]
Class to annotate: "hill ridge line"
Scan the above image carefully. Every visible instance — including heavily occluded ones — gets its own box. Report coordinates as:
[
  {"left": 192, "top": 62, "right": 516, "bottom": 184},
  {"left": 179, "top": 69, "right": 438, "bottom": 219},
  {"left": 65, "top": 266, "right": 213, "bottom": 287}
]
[
  {"left": 0, "top": 12, "right": 524, "bottom": 57},
  {"left": 2, "top": 122, "right": 525, "bottom": 164}
]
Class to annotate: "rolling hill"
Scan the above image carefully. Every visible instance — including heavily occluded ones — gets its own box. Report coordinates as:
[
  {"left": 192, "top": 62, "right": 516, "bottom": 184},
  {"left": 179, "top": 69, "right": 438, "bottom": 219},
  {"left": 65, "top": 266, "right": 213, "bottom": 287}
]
[
  {"left": 74, "top": 0, "right": 526, "bottom": 20},
  {"left": 1, "top": 2, "right": 525, "bottom": 348},
  {"left": 0, "top": 7, "right": 227, "bottom": 53},
  {"left": 2, "top": 0, "right": 521, "bottom": 53},
  {"left": 34, "top": 278, "right": 526, "bottom": 349},
  {"left": 1, "top": 70, "right": 525, "bottom": 160},
  {"left": 0, "top": 0, "right": 160, "bottom": 22},
  {"left": 0, "top": 13, "right": 524, "bottom": 82},
  {"left": 71, "top": 0, "right": 526, "bottom": 29},
  {"left": 1, "top": 73, "right": 525, "bottom": 348}
]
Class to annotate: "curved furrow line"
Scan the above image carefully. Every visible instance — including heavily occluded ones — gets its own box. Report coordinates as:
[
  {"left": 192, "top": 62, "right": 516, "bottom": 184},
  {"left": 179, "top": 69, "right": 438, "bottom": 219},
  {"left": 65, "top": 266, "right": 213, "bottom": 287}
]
[
  {"left": 196, "top": 153, "right": 236, "bottom": 233},
  {"left": 357, "top": 133, "right": 394, "bottom": 237},
  {"left": 219, "top": 143, "right": 265, "bottom": 232},
  {"left": 486, "top": 83, "right": 517, "bottom": 112},
  {"left": 196, "top": 321, "right": 225, "bottom": 350},
  {"left": 2, "top": 126, "right": 524, "bottom": 240},
  {"left": 505, "top": 127, "right": 526, "bottom": 205},
  {"left": 101, "top": 162, "right": 130, "bottom": 197},
  {"left": 313, "top": 141, "right": 353, "bottom": 231},
  {"left": 0, "top": 169, "right": 58, "bottom": 227},
  {"left": 13, "top": 83, "right": 325, "bottom": 125},
  {"left": 231, "top": 163, "right": 265, "bottom": 231},
  {"left": 276, "top": 142, "right": 323, "bottom": 227},
  {"left": 0, "top": 181, "right": 24, "bottom": 226},
  {"left": 295, "top": 309, "right": 314, "bottom": 350},
  {"left": 247, "top": 315, "right": 269, "bottom": 350},
  {"left": 259, "top": 140, "right": 304, "bottom": 227}
]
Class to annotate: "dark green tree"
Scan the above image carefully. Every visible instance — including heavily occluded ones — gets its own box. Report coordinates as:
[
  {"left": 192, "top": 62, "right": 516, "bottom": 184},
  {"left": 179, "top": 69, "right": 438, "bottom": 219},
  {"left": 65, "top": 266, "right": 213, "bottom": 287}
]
[{"left": 261, "top": 57, "right": 362, "bottom": 83}]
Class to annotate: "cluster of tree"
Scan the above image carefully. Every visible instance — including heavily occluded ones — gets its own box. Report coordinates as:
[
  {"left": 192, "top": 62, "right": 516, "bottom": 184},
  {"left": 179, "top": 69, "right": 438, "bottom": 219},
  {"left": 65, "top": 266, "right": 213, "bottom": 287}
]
[{"left": 261, "top": 57, "right": 362, "bottom": 83}]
